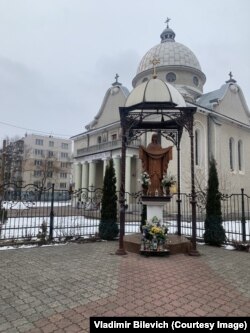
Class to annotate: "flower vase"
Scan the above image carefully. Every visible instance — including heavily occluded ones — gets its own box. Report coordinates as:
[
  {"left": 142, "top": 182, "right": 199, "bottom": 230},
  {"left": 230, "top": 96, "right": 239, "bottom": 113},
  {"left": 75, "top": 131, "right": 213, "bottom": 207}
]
[
  {"left": 164, "top": 186, "right": 170, "bottom": 196},
  {"left": 142, "top": 185, "right": 148, "bottom": 195}
]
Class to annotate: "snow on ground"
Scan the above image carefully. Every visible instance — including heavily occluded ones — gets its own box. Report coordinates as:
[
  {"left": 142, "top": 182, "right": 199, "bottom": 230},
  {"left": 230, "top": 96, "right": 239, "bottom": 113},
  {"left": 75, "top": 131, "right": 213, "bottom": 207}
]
[{"left": 2, "top": 201, "right": 71, "bottom": 210}]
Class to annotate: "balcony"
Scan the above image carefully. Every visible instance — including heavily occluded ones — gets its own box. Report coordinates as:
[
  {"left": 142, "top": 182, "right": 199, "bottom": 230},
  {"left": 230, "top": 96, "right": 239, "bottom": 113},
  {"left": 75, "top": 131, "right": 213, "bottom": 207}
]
[{"left": 76, "top": 139, "right": 141, "bottom": 156}]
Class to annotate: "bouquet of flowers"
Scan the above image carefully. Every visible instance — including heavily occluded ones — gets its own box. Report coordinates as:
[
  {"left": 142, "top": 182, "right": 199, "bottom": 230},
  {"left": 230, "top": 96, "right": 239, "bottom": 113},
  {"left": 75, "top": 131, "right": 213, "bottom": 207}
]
[
  {"left": 142, "top": 216, "right": 168, "bottom": 242},
  {"left": 138, "top": 171, "right": 151, "bottom": 187},
  {"left": 161, "top": 173, "right": 176, "bottom": 187}
]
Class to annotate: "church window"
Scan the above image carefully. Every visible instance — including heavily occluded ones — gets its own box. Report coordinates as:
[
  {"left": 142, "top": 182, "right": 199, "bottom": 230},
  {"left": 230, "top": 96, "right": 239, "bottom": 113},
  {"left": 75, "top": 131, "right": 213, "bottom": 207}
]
[
  {"left": 195, "top": 129, "right": 201, "bottom": 166},
  {"left": 238, "top": 140, "right": 243, "bottom": 171},
  {"left": 166, "top": 72, "right": 176, "bottom": 83},
  {"left": 111, "top": 133, "right": 117, "bottom": 141},
  {"left": 193, "top": 76, "right": 199, "bottom": 86},
  {"left": 229, "top": 137, "right": 235, "bottom": 171}
]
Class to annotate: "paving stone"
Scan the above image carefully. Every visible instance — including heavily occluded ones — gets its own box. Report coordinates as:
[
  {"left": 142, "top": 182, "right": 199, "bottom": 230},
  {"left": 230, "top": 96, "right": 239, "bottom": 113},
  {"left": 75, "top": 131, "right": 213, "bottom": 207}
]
[{"left": 0, "top": 242, "right": 249, "bottom": 333}]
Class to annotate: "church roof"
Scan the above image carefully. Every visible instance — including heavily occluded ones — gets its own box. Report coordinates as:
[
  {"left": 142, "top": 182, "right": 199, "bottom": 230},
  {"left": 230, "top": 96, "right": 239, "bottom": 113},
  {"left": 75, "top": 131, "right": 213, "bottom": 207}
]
[
  {"left": 196, "top": 84, "right": 228, "bottom": 108},
  {"left": 125, "top": 77, "right": 186, "bottom": 107},
  {"left": 196, "top": 76, "right": 250, "bottom": 120},
  {"left": 85, "top": 76, "right": 129, "bottom": 130}
]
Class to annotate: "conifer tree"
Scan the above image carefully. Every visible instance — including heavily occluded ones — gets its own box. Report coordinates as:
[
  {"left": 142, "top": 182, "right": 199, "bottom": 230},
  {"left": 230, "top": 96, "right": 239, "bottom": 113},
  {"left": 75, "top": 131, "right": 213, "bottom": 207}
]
[
  {"left": 204, "top": 156, "right": 226, "bottom": 246},
  {"left": 140, "top": 204, "right": 147, "bottom": 233},
  {"left": 0, "top": 204, "right": 7, "bottom": 223},
  {"left": 99, "top": 159, "right": 119, "bottom": 240}
]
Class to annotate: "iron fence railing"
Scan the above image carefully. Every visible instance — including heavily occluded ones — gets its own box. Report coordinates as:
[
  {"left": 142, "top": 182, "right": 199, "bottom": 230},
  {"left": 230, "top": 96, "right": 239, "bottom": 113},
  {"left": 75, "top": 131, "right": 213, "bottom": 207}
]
[{"left": 0, "top": 183, "right": 249, "bottom": 245}]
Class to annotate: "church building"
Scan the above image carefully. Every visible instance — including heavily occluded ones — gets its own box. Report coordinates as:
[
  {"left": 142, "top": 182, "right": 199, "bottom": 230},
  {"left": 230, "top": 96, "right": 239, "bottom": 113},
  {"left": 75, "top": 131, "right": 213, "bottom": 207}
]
[{"left": 71, "top": 21, "right": 250, "bottom": 196}]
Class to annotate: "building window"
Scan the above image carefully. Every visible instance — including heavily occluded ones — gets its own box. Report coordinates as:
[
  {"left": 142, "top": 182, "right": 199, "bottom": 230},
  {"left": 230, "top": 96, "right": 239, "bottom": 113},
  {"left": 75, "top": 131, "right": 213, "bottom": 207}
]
[
  {"left": 35, "top": 139, "right": 43, "bottom": 146},
  {"left": 195, "top": 129, "right": 201, "bottom": 166},
  {"left": 34, "top": 160, "right": 43, "bottom": 166},
  {"left": 60, "top": 182, "right": 67, "bottom": 188},
  {"left": 34, "top": 170, "right": 42, "bottom": 177},
  {"left": 238, "top": 140, "right": 243, "bottom": 171},
  {"left": 34, "top": 181, "right": 42, "bottom": 187},
  {"left": 47, "top": 161, "right": 53, "bottom": 168},
  {"left": 34, "top": 149, "right": 43, "bottom": 156},
  {"left": 61, "top": 152, "right": 68, "bottom": 158},
  {"left": 61, "top": 143, "right": 69, "bottom": 149},
  {"left": 61, "top": 162, "right": 69, "bottom": 168},
  {"left": 49, "top": 141, "right": 54, "bottom": 147},
  {"left": 97, "top": 136, "right": 102, "bottom": 144},
  {"left": 48, "top": 151, "right": 54, "bottom": 158},
  {"left": 229, "top": 137, "right": 235, "bottom": 171},
  {"left": 47, "top": 171, "right": 53, "bottom": 178},
  {"left": 166, "top": 72, "right": 176, "bottom": 83},
  {"left": 60, "top": 172, "right": 67, "bottom": 178}
]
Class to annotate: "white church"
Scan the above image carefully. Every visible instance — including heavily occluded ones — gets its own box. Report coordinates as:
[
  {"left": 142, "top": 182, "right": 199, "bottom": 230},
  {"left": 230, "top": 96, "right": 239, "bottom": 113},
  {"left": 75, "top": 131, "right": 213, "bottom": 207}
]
[{"left": 72, "top": 21, "right": 250, "bottom": 196}]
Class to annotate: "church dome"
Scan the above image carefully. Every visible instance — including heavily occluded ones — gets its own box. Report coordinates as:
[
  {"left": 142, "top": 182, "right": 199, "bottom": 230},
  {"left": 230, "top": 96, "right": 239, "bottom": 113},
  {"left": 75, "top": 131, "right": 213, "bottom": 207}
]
[
  {"left": 132, "top": 21, "right": 206, "bottom": 101},
  {"left": 136, "top": 41, "right": 202, "bottom": 74},
  {"left": 125, "top": 77, "right": 186, "bottom": 107}
]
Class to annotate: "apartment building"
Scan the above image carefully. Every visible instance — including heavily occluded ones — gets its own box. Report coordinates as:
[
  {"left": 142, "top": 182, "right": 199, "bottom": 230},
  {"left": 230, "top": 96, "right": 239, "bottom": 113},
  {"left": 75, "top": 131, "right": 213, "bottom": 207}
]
[{"left": 2, "top": 134, "right": 73, "bottom": 190}]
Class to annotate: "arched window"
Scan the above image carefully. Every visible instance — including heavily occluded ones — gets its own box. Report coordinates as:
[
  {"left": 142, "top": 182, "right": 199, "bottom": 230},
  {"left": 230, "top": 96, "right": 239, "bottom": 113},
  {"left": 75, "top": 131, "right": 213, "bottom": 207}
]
[
  {"left": 195, "top": 129, "right": 201, "bottom": 166},
  {"left": 238, "top": 140, "right": 243, "bottom": 171},
  {"left": 166, "top": 72, "right": 176, "bottom": 83},
  {"left": 229, "top": 137, "right": 235, "bottom": 171}
]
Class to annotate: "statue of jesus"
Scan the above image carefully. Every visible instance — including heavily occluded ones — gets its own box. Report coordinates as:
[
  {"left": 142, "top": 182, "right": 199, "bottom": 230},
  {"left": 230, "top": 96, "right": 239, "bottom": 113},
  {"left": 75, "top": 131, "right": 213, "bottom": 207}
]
[{"left": 139, "top": 133, "right": 173, "bottom": 196}]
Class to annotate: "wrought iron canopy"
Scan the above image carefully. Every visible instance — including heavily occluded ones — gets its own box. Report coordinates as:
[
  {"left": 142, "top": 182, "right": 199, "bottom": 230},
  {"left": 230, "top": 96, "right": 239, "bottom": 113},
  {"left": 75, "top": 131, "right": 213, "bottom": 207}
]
[{"left": 119, "top": 101, "right": 196, "bottom": 145}]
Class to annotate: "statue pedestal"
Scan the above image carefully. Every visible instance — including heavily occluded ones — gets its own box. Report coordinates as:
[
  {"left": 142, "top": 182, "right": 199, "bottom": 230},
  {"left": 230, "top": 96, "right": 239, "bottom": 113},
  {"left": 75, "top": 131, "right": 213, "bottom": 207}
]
[{"left": 142, "top": 196, "right": 171, "bottom": 224}]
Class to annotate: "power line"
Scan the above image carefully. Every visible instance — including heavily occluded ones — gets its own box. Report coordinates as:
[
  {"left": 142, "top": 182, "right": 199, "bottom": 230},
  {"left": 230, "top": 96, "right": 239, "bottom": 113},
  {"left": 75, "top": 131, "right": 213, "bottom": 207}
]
[{"left": 0, "top": 120, "right": 73, "bottom": 138}]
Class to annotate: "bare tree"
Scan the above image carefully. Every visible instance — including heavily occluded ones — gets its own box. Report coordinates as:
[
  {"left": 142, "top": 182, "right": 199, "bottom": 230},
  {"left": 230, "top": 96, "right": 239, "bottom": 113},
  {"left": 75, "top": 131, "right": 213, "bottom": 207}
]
[{"left": 22, "top": 149, "right": 61, "bottom": 200}]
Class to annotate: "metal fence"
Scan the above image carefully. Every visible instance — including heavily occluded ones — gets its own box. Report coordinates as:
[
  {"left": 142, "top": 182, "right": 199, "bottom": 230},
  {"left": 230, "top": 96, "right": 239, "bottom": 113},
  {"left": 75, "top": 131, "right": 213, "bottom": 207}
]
[
  {"left": 0, "top": 183, "right": 249, "bottom": 245},
  {"left": 164, "top": 191, "right": 250, "bottom": 243}
]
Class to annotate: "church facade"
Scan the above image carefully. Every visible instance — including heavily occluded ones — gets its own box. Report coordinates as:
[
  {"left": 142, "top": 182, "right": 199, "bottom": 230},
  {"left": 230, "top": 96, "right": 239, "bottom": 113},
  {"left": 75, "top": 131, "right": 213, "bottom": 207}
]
[{"left": 71, "top": 22, "right": 250, "bottom": 196}]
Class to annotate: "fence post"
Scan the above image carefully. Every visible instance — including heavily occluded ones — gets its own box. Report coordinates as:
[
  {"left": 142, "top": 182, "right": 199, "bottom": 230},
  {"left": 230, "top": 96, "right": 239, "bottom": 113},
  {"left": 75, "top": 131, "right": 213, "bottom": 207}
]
[
  {"left": 241, "top": 188, "right": 246, "bottom": 242},
  {"left": 49, "top": 184, "right": 55, "bottom": 241}
]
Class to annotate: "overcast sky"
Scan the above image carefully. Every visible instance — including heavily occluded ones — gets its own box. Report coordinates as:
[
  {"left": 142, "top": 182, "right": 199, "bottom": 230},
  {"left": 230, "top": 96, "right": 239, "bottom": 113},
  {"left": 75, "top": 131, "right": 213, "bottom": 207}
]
[{"left": 0, "top": 0, "right": 249, "bottom": 145}]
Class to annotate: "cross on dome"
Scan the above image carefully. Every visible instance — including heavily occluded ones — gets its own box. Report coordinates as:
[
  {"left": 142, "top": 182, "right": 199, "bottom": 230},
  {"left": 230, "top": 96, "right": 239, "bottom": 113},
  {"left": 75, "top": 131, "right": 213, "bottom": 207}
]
[
  {"left": 150, "top": 58, "right": 160, "bottom": 78},
  {"left": 226, "top": 71, "right": 237, "bottom": 83},
  {"left": 112, "top": 73, "right": 122, "bottom": 86},
  {"left": 165, "top": 17, "right": 171, "bottom": 28},
  {"left": 160, "top": 18, "right": 175, "bottom": 43}
]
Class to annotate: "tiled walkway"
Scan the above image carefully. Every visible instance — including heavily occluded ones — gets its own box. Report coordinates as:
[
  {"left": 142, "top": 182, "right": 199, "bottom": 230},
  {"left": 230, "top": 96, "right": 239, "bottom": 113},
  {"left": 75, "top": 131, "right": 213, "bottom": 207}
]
[{"left": 0, "top": 242, "right": 249, "bottom": 332}]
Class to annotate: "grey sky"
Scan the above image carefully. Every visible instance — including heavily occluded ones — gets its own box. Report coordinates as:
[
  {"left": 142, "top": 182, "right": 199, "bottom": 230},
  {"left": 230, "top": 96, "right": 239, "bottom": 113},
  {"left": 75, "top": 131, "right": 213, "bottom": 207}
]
[{"left": 0, "top": 0, "right": 249, "bottom": 144}]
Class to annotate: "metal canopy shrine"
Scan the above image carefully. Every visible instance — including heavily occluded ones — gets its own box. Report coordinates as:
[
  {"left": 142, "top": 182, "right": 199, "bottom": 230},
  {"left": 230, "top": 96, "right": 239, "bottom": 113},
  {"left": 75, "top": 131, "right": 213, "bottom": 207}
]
[{"left": 116, "top": 101, "right": 200, "bottom": 256}]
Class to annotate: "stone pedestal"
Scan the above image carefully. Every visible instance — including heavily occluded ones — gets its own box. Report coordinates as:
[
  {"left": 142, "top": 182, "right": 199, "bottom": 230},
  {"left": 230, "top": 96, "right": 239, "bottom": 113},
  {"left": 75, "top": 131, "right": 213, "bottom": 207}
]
[{"left": 141, "top": 196, "right": 171, "bottom": 224}]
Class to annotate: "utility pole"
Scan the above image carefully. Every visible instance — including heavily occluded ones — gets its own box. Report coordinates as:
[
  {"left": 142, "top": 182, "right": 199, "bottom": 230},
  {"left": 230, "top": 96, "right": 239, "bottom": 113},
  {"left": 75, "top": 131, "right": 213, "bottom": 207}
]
[
  {"left": 0, "top": 140, "right": 6, "bottom": 199},
  {"left": 1, "top": 140, "right": 6, "bottom": 184}
]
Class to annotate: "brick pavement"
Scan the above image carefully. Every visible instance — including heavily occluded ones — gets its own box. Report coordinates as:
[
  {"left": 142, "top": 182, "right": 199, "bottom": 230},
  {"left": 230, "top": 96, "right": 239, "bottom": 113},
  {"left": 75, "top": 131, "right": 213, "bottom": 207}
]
[{"left": 0, "top": 242, "right": 249, "bottom": 333}]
